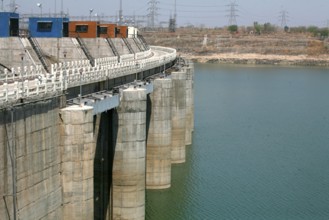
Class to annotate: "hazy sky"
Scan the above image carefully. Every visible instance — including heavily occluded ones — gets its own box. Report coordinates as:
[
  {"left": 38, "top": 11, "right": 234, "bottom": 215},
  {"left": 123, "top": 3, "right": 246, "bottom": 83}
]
[{"left": 10, "top": 0, "right": 329, "bottom": 27}]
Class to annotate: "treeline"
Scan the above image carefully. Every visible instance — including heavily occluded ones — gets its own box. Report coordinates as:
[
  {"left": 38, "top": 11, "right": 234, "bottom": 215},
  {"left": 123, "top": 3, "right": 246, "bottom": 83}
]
[
  {"left": 227, "top": 22, "right": 329, "bottom": 38},
  {"left": 290, "top": 26, "right": 328, "bottom": 38}
]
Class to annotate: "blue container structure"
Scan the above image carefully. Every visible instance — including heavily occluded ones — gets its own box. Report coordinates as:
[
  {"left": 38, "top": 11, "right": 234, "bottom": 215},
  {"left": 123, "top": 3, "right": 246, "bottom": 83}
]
[
  {"left": 29, "top": 17, "right": 69, "bottom": 38},
  {"left": 0, "top": 12, "right": 19, "bottom": 37}
]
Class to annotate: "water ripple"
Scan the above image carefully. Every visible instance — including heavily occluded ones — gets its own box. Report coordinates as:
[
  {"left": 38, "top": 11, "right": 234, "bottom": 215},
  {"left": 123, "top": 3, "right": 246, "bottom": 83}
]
[{"left": 146, "top": 64, "right": 329, "bottom": 220}]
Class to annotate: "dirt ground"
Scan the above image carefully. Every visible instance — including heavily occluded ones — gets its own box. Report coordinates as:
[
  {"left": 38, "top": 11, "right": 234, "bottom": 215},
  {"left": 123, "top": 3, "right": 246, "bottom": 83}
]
[{"left": 142, "top": 28, "right": 329, "bottom": 64}]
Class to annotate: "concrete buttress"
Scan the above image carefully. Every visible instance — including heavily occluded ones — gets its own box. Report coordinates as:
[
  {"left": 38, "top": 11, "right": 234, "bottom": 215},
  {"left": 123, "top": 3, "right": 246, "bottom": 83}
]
[
  {"left": 171, "top": 71, "right": 187, "bottom": 164},
  {"left": 185, "top": 64, "right": 194, "bottom": 145},
  {"left": 146, "top": 78, "right": 172, "bottom": 189},
  {"left": 59, "top": 105, "right": 96, "bottom": 220},
  {"left": 112, "top": 87, "right": 147, "bottom": 220}
]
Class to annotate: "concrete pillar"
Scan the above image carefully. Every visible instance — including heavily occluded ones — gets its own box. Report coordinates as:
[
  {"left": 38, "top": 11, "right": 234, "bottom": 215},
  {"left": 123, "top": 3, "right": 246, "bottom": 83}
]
[
  {"left": 171, "top": 71, "right": 187, "bottom": 164},
  {"left": 59, "top": 105, "right": 95, "bottom": 220},
  {"left": 146, "top": 78, "right": 172, "bottom": 189},
  {"left": 189, "top": 62, "right": 195, "bottom": 132},
  {"left": 112, "top": 87, "right": 147, "bottom": 220},
  {"left": 185, "top": 66, "right": 194, "bottom": 146}
]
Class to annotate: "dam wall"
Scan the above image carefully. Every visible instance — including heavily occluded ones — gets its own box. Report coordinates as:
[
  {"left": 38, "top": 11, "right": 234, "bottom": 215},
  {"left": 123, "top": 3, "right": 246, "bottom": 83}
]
[
  {"left": 0, "top": 37, "right": 147, "bottom": 74},
  {"left": 0, "top": 97, "right": 64, "bottom": 220},
  {"left": 0, "top": 36, "right": 194, "bottom": 219},
  {"left": 0, "top": 37, "right": 36, "bottom": 69}
]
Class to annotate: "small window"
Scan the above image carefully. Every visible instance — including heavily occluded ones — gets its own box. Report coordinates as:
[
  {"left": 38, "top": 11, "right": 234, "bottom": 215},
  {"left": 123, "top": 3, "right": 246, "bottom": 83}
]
[
  {"left": 37, "top": 22, "right": 53, "bottom": 32},
  {"left": 99, "top": 27, "right": 108, "bottom": 34},
  {"left": 76, "top": 25, "right": 88, "bottom": 33}
]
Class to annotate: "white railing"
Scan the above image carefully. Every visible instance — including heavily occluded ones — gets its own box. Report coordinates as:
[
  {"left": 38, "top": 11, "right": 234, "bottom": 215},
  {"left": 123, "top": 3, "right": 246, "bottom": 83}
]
[{"left": 0, "top": 46, "right": 176, "bottom": 103}]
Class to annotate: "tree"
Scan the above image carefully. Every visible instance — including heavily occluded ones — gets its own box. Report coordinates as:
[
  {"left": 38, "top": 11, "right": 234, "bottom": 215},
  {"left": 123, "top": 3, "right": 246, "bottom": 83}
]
[
  {"left": 290, "top": 26, "right": 307, "bottom": 33},
  {"left": 319, "top": 29, "right": 329, "bottom": 38},
  {"left": 253, "top": 22, "right": 262, "bottom": 35},
  {"left": 263, "top": 22, "right": 277, "bottom": 33},
  {"left": 307, "top": 26, "right": 319, "bottom": 35},
  {"left": 228, "top": 25, "right": 238, "bottom": 33}
]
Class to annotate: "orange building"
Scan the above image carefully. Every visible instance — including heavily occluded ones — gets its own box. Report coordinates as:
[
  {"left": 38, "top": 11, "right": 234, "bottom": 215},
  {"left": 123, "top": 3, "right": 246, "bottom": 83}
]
[
  {"left": 115, "top": 26, "right": 128, "bottom": 38},
  {"left": 98, "top": 24, "right": 116, "bottom": 38},
  {"left": 69, "top": 21, "right": 98, "bottom": 38}
]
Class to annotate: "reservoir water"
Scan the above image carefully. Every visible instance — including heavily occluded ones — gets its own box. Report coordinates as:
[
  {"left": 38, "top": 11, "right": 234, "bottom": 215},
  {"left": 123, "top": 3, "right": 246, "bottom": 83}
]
[{"left": 146, "top": 63, "right": 329, "bottom": 220}]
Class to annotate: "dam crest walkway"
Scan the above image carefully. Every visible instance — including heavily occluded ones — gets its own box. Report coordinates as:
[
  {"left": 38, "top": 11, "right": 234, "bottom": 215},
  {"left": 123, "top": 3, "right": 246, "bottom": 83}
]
[{"left": 0, "top": 46, "right": 176, "bottom": 105}]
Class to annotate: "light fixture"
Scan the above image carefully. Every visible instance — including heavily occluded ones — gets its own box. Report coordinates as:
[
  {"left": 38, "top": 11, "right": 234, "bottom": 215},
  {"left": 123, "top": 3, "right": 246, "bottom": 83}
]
[
  {"left": 89, "top": 8, "right": 94, "bottom": 20},
  {"left": 37, "top": 3, "right": 43, "bottom": 17}
]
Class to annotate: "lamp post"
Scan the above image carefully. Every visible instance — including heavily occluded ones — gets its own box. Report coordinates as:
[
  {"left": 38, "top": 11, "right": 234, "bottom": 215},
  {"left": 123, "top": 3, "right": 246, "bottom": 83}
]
[
  {"left": 89, "top": 8, "right": 93, "bottom": 21},
  {"left": 79, "top": 68, "right": 83, "bottom": 106},
  {"left": 19, "top": 52, "right": 25, "bottom": 98},
  {"left": 63, "top": 50, "right": 67, "bottom": 89},
  {"left": 37, "top": 3, "right": 43, "bottom": 17},
  {"left": 61, "top": 0, "right": 63, "bottom": 15},
  {"left": 135, "top": 62, "right": 140, "bottom": 81}
]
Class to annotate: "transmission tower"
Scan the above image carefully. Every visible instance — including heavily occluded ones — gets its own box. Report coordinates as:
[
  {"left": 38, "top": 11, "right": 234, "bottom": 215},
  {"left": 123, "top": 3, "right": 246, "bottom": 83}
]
[
  {"left": 169, "top": 0, "right": 177, "bottom": 32},
  {"left": 147, "top": 0, "right": 159, "bottom": 29},
  {"left": 174, "top": 0, "right": 177, "bottom": 26},
  {"left": 226, "top": 1, "right": 238, "bottom": 26},
  {"left": 279, "top": 10, "right": 289, "bottom": 27}
]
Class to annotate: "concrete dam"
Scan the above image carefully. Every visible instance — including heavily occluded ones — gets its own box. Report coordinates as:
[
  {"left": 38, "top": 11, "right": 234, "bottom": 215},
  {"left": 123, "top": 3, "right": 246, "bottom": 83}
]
[{"left": 0, "top": 36, "right": 194, "bottom": 220}]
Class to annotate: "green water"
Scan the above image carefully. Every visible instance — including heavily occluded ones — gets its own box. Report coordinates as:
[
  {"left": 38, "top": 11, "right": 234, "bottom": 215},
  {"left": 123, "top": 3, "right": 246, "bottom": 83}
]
[{"left": 146, "top": 63, "right": 329, "bottom": 220}]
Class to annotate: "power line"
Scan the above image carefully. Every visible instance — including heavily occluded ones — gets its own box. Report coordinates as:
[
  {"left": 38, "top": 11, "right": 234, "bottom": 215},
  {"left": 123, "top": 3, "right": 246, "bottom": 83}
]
[
  {"left": 158, "top": 6, "right": 225, "bottom": 14},
  {"left": 161, "top": 2, "right": 226, "bottom": 8}
]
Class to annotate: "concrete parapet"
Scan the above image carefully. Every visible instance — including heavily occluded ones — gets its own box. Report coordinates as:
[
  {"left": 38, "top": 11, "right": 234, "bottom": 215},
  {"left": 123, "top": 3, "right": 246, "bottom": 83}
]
[
  {"left": 112, "top": 87, "right": 147, "bottom": 220},
  {"left": 59, "top": 105, "right": 96, "bottom": 220},
  {"left": 146, "top": 78, "right": 172, "bottom": 189},
  {"left": 171, "top": 71, "right": 187, "bottom": 164}
]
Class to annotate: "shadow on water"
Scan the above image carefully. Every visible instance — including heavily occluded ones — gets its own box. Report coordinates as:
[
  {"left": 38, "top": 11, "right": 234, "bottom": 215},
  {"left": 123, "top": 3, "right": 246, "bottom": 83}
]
[{"left": 145, "top": 144, "right": 194, "bottom": 220}]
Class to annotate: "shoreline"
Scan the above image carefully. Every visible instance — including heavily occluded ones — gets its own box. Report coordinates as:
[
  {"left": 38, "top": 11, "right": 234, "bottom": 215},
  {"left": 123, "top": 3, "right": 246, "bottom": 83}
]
[{"left": 182, "top": 53, "right": 329, "bottom": 67}]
